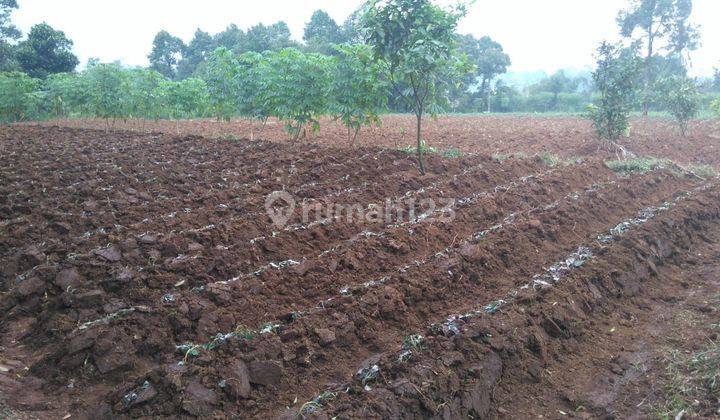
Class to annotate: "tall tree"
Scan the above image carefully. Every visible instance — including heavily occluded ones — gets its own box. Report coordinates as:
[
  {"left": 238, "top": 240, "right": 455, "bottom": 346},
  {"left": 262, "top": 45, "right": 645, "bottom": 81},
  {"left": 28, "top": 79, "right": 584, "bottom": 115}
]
[
  {"left": 617, "top": 0, "right": 699, "bottom": 115},
  {"left": 148, "top": 30, "right": 185, "bottom": 79},
  {"left": 713, "top": 67, "right": 720, "bottom": 92},
  {"left": 213, "top": 24, "right": 245, "bottom": 51},
  {"left": 303, "top": 10, "right": 341, "bottom": 54},
  {"left": 241, "top": 22, "right": 296, "bottom": 52},
  {"left": 177, "top": 29, "right": 213, "bottom": 79},
  {"left": 458, "top": 34, "right": 510, "bottom": 112},
  {"left": 0, "top": 0, "right": 19, "bottom": 40},
  {"left": 362, "top": 0, "right": 470, "bottom": 174},
  {"left": 339, "top": 7, "right": 365, "bottom": 45},
  {"left": 15, "top": 23, "right": 78, "bottom": 78}
]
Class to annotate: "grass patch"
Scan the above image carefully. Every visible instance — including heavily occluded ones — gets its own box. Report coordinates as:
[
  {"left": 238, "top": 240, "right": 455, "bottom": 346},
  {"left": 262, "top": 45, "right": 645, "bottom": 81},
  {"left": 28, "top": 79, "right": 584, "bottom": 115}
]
[
  {"left": 539, "top": 153, "right": 560, "bottom": 167},
  {"left": 565, "top": 156, "right": 585, "bottom": 165},
  {"left": 685, "top": 164, "right": 717, "bottom": 179},
  {"left": 606, "top": 158, "right": 718, "bottom": 179},
  {"left": 491, "top": 153, "right": 508, "bottom": 163},
  {"left": 651, "top": 340, "right": 720, "bottom": 419},
  {"left": 398, "top": 143, "right": 462, "bottom": 159},
  {"left": 605, "top": 158, "right": 671, "bottom": 174},
  {"left": 398, "top": 140, "right": 437, "bottom": 155},
  {"left": 440, "top": 148, "right": 462, "bottom": 158}
]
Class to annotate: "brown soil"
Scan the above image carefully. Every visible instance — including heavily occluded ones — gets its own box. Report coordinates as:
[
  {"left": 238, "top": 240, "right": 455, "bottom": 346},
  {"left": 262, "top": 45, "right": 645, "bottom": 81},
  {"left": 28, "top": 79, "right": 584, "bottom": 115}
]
[
  {"left": 1, "top": 125, "right": 719, "bottom": 419},
  {"left": 36, "top": 114, "right": 720, "bottom": 166}
]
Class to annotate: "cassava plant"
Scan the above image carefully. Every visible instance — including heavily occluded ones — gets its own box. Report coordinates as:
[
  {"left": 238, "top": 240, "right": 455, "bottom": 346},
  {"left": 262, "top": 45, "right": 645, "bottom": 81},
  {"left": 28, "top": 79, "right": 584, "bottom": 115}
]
[
  {"left": 259, "top": 48, "right": 333, "bottom": 141},
  {"left": 329, "top": 43, "right": 389, "bottom": 146}
]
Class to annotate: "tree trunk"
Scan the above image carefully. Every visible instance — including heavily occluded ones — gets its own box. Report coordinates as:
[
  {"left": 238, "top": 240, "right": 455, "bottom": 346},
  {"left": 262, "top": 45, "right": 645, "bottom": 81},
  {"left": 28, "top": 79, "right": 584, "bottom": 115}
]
[
  {"left": 643, "top": 27, "right": 655, "bottom": 117},
  {"left": 416, "top": 111, "right": 425, "bottom": 175}
]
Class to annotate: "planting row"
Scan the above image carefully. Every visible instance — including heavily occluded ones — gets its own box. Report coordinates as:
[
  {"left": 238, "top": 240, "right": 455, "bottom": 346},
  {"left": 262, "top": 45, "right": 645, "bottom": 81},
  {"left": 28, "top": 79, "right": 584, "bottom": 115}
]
[{"left": 3, "top": 167, "right": 701, "bottom": 418}]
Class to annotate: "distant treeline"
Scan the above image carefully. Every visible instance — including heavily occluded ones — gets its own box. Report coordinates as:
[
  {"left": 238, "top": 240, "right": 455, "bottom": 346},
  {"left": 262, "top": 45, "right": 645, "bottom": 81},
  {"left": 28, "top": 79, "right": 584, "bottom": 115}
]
[{"left": 1, "top": 0, "right": 719, "bottom": 123}]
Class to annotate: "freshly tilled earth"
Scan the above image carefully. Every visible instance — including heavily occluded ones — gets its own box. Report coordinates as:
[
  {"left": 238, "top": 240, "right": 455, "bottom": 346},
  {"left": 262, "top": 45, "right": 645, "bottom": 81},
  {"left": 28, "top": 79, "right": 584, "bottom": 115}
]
[{"left": 0, "top": 125, "right": 718, "bottom": 419}]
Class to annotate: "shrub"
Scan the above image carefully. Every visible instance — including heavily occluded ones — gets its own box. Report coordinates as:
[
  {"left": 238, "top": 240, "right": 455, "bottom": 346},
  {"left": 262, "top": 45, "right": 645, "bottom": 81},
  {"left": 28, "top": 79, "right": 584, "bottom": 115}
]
[
  {"left": 0, "top": 71, "right": 41, "bottom": 122},
  {"left": 586, "top": 42, "right": 642, "bottom": 141},
  {"left": 329, "top": 44, "right": 389, "bottom": 146},
  {"left": 260, "top": 48, "right": 333, "bottom": 140},
  {"left": 711, "top": 98, "right": 720, "bottom": 117},
  {"left": 656, "top": 75, "right": 700, "bottom": 135},
  {"left": 605, "top": 158, "right": 669, "bottom": 174},
  {"left": 204, "top": 47, "right": 240, "bottom": 122},
  {"left": 44, "top": 72, "right": 90, "bottom": 118},
  {"left": 157, "top": 78, "right": 209, "bottom": 131},
  {"left": 84, "top": 63, "right": 130, "bottom": 126}
]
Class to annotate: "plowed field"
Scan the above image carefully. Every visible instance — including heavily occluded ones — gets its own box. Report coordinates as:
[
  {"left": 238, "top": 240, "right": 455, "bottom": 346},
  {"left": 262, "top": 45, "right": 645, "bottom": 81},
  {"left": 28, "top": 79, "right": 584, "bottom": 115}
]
[{"left": 1, "top": 125, "right": 719, "bottom": 419}]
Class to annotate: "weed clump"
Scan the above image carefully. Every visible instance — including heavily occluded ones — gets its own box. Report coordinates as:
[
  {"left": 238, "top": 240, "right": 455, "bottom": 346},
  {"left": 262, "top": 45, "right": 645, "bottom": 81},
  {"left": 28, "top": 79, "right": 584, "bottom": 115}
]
[{"left": 605, "top": 158, "right": 669, "bottom": 174}]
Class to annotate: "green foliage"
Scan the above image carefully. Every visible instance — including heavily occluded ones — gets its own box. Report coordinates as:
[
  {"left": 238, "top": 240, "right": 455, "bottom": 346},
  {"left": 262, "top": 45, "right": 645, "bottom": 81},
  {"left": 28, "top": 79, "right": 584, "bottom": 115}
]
[
  {"left": 617, "top": 0, "right": 699, "bottom": 114},
  {"left": 361, "top": 0, "right": 471, "bottom": 173},
  {"left": 242, "top": 22, "right": 297, "bottom": 53},
  {"left": 655, "top": 75, "right": 699, "bottom": 135},
  {"left": 126, "top": 68, "right": 165, "bottom": 120},
  {"left": 15, "top": 23, "right": 78, "bottom": 79},
  {"left": 158, "top": 77, "right": 209, "bottom": 120},
  {"left": 0, "top": 0, "right": 19, "bottom": 40},
  {"left": 44, "top": 72, "right": 90, "bottom": 117},
  {"left": 236, "top": 51, "right": 273, "bottom": 124},
  {"left": 709, "top": 98, "right": 720, "bottom": 118},
  {"left": 0, "top": 0, "right": 20, "bottom": 72},
  {"left": 685, "top": 164, "right": 717, "bottom": 179},
  {"left": 0, "top": 71, "right": 40, "bottom": 122},
  {"left": 259, "top": 48, "right": 333, "bottom": 140},
  {"left": 84, "top": 63, "right": 129, "bottom": 122},
  {"left": 329, "top": 44, "right": 389, "bottom": 145},
  {"left": 587, "top": 42, "right": 643, "bottom": 140},
  {"left": 617, "top": 0, "right": 699, "bottom": 55},
  {"left": 457, "top": 34, "right": 510, "bottom": 111},
  {"left": 539, "top": 153, "right": 559, "bottom": 167},
  {"left": 148, "top": 30, "right": 185, "bottom": 79},
  {"left": 177, "top": 29, "right": 213, "bottom": 79},
  {"left": 399, "top": 140, "right": 436, "bottom": 155},
  {"left": 204, "top": 47, "right": 240, "bottom": 121},
  {"left": 605, "top": 158, "right": 669, "bottom": 174},
  {"left": 303, "top": 10, "right": 342, "bottom": 55}
]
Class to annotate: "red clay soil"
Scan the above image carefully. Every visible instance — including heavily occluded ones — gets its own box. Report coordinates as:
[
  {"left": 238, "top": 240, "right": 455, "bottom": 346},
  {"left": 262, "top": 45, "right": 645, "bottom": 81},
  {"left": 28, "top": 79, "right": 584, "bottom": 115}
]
[
  {"left": 37, "top": 114, "right": 720, "bottom": 166},
  {"left": 0, "top": 125, "right": 719, "bottom": 419}
]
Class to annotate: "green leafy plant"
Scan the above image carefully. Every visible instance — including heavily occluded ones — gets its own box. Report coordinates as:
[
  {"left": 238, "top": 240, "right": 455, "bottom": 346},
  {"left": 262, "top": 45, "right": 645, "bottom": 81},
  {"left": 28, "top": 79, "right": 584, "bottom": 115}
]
[
  {"left": 158, "top": 77, "right": 209, "bottom": 132},
  {"left": 84, "top": 63, "right": 130, "bottom": 130},
  {"left": 259, "top": 48, "right": 333, "bottom": 141},
  {"left": 126, "top": 68, "right": 165, "bottom": 124},
  {"left": 656, "top": 75, "right": 699, "bottom": 135},
  {"left": 0, "top": 71, "right": 40, "bottom": 122},
  {"left": 709, "top": 97, "right": 720, "bottom": 118},
  {"left": 586, "top": 42, "right": 642, "bottom": 143},
  {"left": 329, "top": 44, "right": 389, "bottom": 146},
  {"left": 539, "top": 153, "right": 559, "bottom": 167},
  {"left": 236, "top": 51, "right": 274, "bottom": 138},
  {"left": 204, "top": 47, "right": 240, "bottom": 122},
  {"left": 604, "top": 158, "right": 669, "bottom": 174},
  {"left": 361, "top": 0, "right": 472, "bottom": 174},
  {"left": 44, "top": 72, "right": 90, "bottom": 118}
]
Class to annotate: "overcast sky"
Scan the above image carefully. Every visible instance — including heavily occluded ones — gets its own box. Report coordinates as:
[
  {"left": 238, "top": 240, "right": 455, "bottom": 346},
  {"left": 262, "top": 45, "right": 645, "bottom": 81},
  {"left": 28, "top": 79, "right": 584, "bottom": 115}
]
[{"left": 11, "top": 0, "right": 720, "bottom": 76}]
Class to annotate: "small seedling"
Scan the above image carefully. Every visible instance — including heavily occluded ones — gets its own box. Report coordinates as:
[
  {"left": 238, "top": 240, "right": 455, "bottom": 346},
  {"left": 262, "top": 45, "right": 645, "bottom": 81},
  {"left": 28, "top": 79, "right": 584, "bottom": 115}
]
[
  {"left": 539, "top": 153, "right": 559, "bottom": 167},
  {"left": 402, "top": 334, "right": 425, "bottom": 351}
]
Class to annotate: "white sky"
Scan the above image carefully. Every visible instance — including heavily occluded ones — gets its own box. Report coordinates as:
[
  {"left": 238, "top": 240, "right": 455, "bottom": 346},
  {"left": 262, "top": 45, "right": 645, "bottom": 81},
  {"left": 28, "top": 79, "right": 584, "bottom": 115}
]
[{"left": 11, "top": 0, "right": 720, "bottom": 76}]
